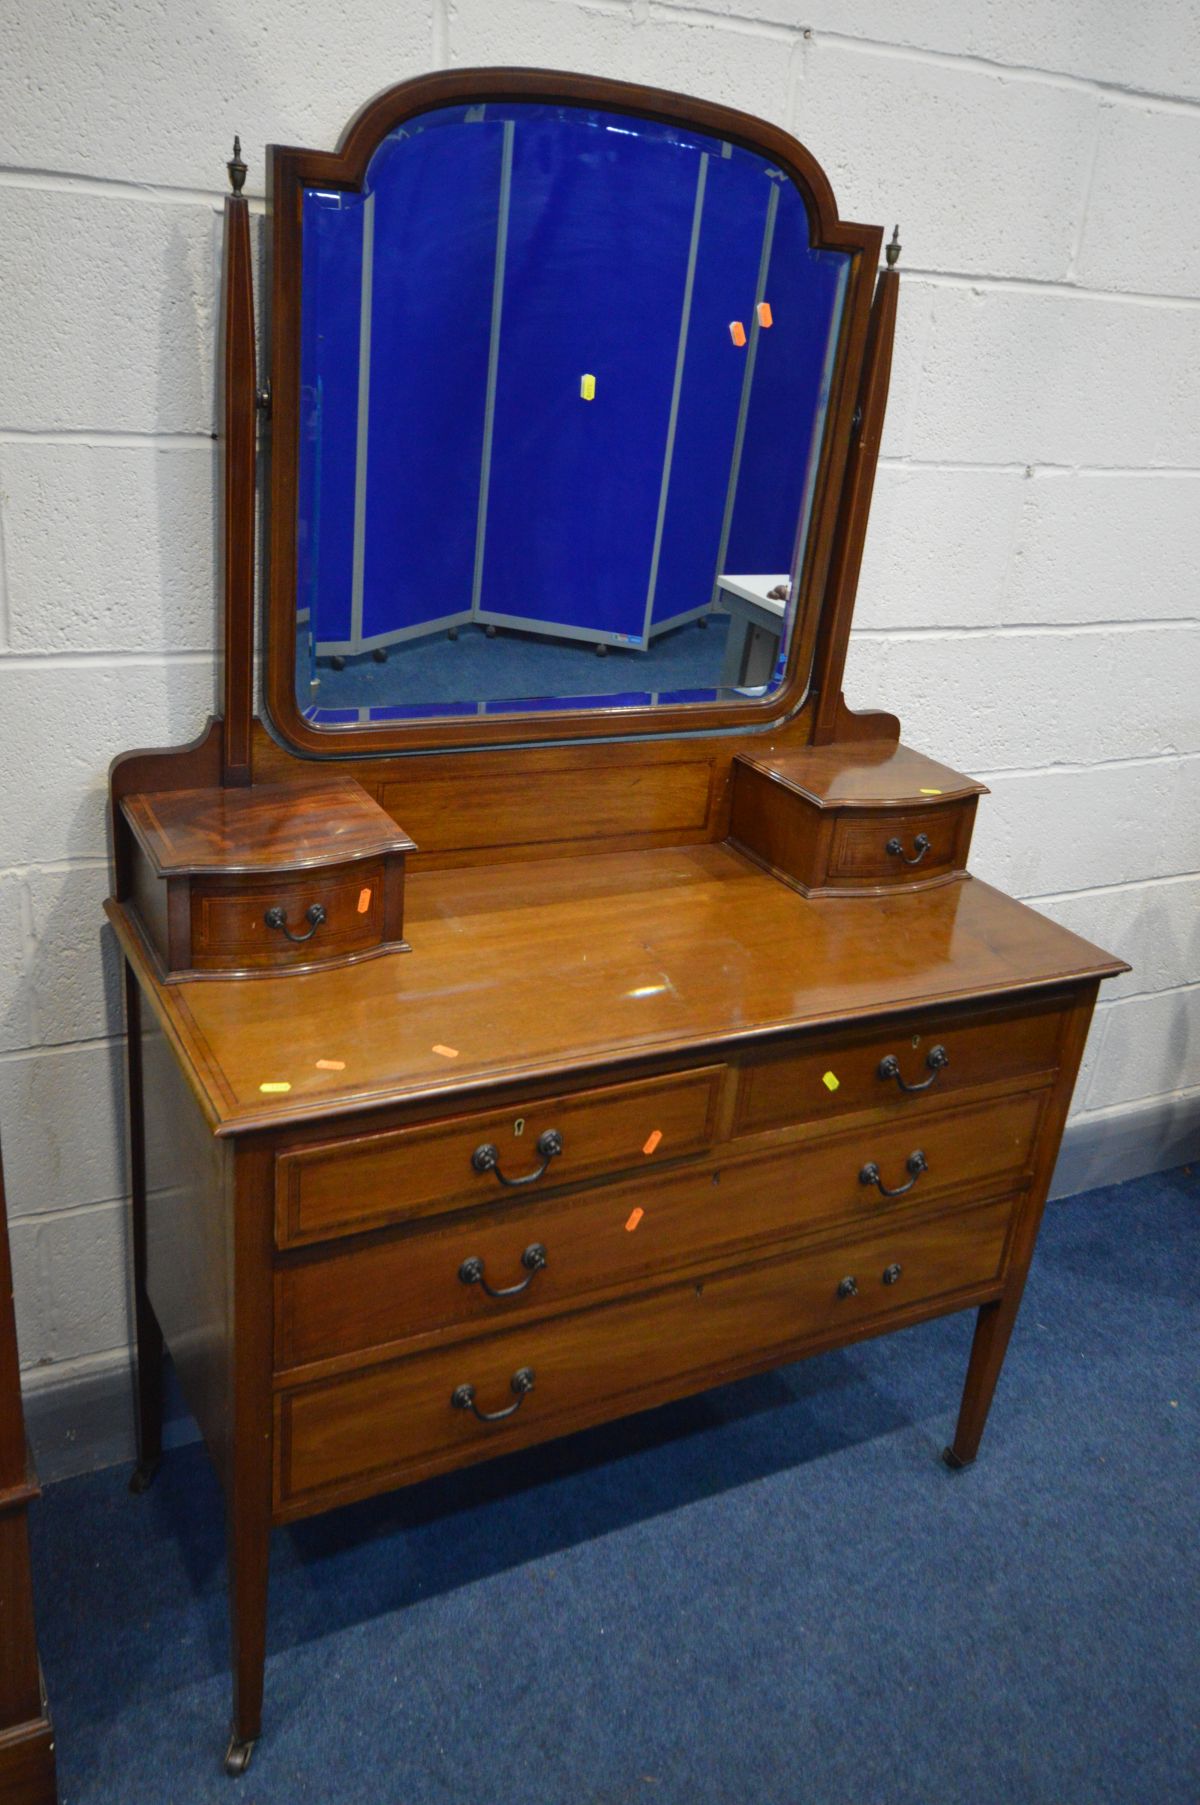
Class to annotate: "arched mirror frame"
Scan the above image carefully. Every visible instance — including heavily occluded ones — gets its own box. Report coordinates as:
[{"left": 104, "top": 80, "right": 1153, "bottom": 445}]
[{"left": 264, "top": 68, "right": 883, "bottom": 756}]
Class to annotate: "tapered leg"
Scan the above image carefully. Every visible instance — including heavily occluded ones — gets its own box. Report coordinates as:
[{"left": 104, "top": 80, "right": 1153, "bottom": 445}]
[
  {"left": 943, "top": 984, "right": 1102, "bottom": 1472},
  {"left": 129, "top": 1295, "right": 164, "bottom": 1493},
  {"left": 224, "top": 1141, "right": 277, "bottom": 1777},
  {"left": 124, "top": 964, "right": 164, "bottom": 1493},
  {"left": 224, "top": 1500, "right": 271, "bottom": 1775},
  {"left": 943, "top": 1295, "right": 1020, "bottom": 1470}
]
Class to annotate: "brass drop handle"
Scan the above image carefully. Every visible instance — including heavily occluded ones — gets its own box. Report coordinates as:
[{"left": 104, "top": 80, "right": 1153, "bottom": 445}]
[
  {"left": 459, "top": 1243, "right": 547, "bottom": 1298},
  {"left": 471, "top": 1129, "right": 562, "bottom": 1187},
  {"left": 860, "top": 1150, "right": 927, "bottom": 1197},
  {"left": 837, "top": 1276, "right": 858, "bottom": 1299},
  {"left": 882, "top": 1263, "right": 903, "bottom": 1286},
  {"left": 451, "top": 1367, "right": 535, "bottom": 1423},
  {"left": 264, "top": 902, "right": 326, "bottom": 943},
  {"left": 885, "top": 832, "right": 930, "bottom": 866},
  {"left": 878, "top": 1045, "right": 948, "bottom": 1093}
]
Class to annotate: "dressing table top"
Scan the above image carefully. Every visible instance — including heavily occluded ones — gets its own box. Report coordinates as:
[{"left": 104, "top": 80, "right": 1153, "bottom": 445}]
[{"left": 108, "top": 847, "right": 1122, "bottom": 1137}]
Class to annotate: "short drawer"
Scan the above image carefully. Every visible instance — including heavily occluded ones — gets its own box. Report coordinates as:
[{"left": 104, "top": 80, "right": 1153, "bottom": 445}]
[
  {"left": 275, "top": 1196, "right": 1014, "bottom": 1509},
  {"left": 736, "top": 997, "right": 1064, "bottom": 1136},
  {"left": 274, "top": 1065, "right": 725, "bottom": 1248},
  {"left": 276, "top": 1086, "right": 1042, "bottom": 1370},
  {"left": 191, "top": 859, "right": 387, "bottom": 971},
  {"left": 827, "top": 803, "right": 970, "bottom": 888}
]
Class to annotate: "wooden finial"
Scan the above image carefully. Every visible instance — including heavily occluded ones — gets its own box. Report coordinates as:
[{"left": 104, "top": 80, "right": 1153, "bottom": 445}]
[
  {"left": 885, "top": 224, "right": 901, "bottom": 268},
  {"left": 227, "top": 135, "right": 247, "bottom": 194}
]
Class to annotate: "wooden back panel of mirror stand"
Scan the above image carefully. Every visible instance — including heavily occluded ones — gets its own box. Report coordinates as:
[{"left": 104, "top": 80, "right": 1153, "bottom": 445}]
[
  {"left": 263, "top": 68, "right": 883, "bottom": 758},
  {"left": 110, "top": 697, "right": 898, "bottom": 894}
]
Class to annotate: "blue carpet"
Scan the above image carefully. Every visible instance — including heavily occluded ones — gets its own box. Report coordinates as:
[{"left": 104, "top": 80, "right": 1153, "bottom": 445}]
[
  {"left": 302, "top": 614, "right": 733, "bottom": 714},
  {"left": 30, "top": 1166, "right": 1199, "bottom": 1804}
]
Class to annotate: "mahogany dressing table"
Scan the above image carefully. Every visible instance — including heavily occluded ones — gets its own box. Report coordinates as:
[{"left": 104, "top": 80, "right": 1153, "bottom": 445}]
[{"left": 104, "top": 71, "right": 1125, "bottom": 1775}]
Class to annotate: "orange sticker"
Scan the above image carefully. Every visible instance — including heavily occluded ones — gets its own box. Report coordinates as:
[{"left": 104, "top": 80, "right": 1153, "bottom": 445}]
[
  {"left": 432, "top": 1044, "right": 459, "bottom": 1059},
  {"left": 315, "top": 1058, "right": 346, "bottom": 1072},
  {"left": 643, "top": 1129, "right": 663, "bottom": 1155},
  {"left": 259, "top": 1081, "right": 291, "bottom": 1094},
  {"left": 728, "top": 320, "right": 747, "bottom": 347},
  {"left": 357, "top": 887, "right": 372, "bottom": 913},
  {"left": 757, "top": 301, "right": 774, "bottom": 328},
  {"left": 625, "top": 1207, "right": 644, "bottom": 1232}
]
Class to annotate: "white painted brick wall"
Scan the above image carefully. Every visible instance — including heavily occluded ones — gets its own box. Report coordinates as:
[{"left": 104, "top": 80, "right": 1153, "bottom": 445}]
[
  {"left": 1, "top": 0, "right": 1197, "bottom": 1401},
  {"left": 798, "top": 46, "right": 1100, "bottom": 281},
  {"left": 908, "top": 287, "right": 1200, "bottom": 468},
  {"left": 2, "top": 444, "right": 218, "bottom": 653}
]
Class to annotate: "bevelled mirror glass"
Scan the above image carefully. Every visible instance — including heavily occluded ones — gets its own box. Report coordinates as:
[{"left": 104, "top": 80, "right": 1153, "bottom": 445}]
[{"left": 290, "top": 99, "right": 852, "bottom": 729}]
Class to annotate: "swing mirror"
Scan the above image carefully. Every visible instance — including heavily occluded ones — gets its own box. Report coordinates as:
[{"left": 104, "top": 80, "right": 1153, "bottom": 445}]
[{"left": 265, "top": 73, "right": 878, "bottom": 751}]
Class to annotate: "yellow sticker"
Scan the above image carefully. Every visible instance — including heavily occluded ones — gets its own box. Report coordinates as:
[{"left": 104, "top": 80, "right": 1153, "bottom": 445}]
[
  {"left": 919, "top": 787, "right": 942, "bottom": 795},
  {"left": 643, "top": 1129, "right": 663, "bottom": 1155},
  {"left": 580, "top": 373, "right": 596, "bottom": 401},
  {"left": 315, "top": 1059, "right": 345, "bottom": 1072},
  {"left": 625, "top": 1207, "right": 644, "bottom": 1232},
  {"left": 259, "top": 1081, "right": 291, "bottom": 1094},
  {"left": 822, "top": 1071, "right": 840, "bottom": 1092},
  {"left": 432, "top": 1044, "right": 459, "bottom": 1059}
]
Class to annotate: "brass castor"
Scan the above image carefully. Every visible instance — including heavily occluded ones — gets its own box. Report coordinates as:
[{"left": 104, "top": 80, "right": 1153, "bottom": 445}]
[
  {"left": 128, "top": 1456, "right": 161, "bottom": 1494},
  {"left": 224, "top": 1736, "right": 256, "bottom": 1777}
]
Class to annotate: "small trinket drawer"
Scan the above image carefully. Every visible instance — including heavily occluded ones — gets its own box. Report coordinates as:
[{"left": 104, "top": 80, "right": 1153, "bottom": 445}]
[{"left": 121, "top": 778, "right": 416, "bottom": 979}]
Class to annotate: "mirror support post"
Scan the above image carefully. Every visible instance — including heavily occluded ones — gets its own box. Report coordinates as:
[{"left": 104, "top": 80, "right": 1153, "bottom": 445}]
[
  {"left": 219, "top": 138, "right": 257, "bottom": 788},
  {"left": 810, "top": 228, "right": 901, "bottom": 746}
]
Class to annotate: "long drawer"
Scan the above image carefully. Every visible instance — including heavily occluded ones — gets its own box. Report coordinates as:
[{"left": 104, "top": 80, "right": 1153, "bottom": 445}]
[
  {"left": 275, "top": 1064, "right": 724, "bottom": 1247},
  {"left": 275, "top": 1196, "right": 1014, "bottom": 1511},
  {"left": 736, "top": 995, "right": 1063, "bottom": 1136},
  {"left": 275, "top": 1087, "right": 1046, "bottom": 1371}
]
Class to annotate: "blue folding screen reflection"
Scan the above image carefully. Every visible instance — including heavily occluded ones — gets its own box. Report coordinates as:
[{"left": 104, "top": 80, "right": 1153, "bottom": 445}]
[{"left": 297, "top": 102, "right": 849, "bottom": 714}]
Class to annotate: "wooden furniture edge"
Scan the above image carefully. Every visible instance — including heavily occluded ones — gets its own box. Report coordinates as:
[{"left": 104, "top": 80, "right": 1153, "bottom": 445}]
[
  {"left": 219, "top": 173, "right": 256, "bottom": 788},
  {"left": 0, "top": 1127, "right": 57, "bottom": 1803},
  {"left": 811, "top": 251, "right": 899, "bottom": 744},
  {"left": 109, "top": 880, "right": 1127, "bottom": 1140},
  {"left": 106, "top": 900, "right": 233, "bottom": 1131}
]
